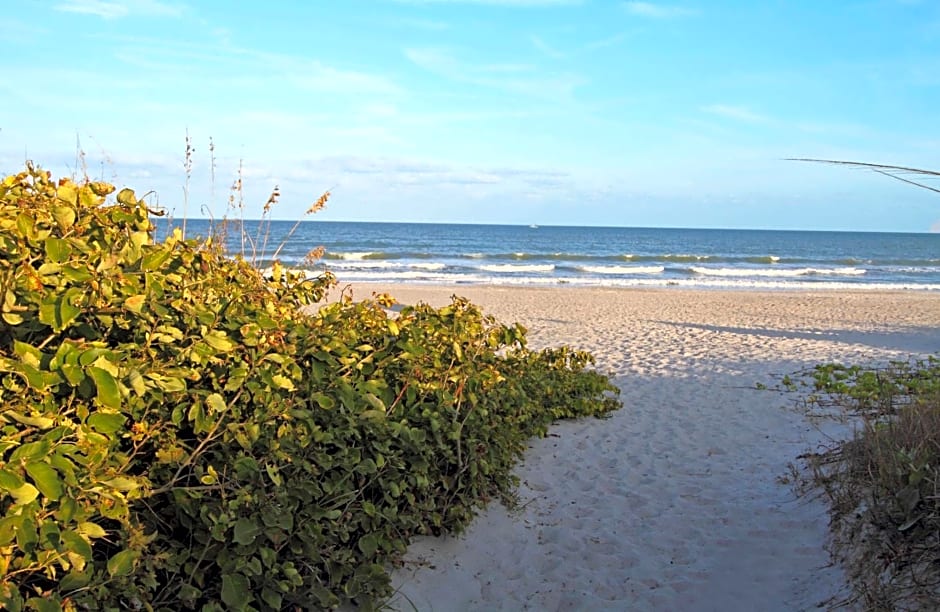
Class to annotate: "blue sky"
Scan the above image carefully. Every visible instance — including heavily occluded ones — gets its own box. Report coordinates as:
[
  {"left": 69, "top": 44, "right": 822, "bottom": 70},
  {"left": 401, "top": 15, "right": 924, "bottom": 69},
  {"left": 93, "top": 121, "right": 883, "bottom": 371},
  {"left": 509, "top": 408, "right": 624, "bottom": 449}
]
[{"left": 3, "top": 0, "right": 940, "bottom": 231}]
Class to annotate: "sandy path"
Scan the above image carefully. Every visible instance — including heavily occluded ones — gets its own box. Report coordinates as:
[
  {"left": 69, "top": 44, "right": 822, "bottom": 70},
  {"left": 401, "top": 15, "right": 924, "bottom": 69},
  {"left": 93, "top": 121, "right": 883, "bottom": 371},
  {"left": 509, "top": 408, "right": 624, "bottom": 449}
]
[{"left": 338, "top": 286, "right": 940, "bottom": 611}]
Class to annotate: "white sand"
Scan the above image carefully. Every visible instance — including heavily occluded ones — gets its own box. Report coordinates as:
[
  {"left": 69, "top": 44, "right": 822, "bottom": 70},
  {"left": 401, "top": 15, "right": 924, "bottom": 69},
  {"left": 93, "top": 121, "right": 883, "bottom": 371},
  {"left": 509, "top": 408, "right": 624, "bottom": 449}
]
[{"left": 341, "top": 285, "right": 940, "bottom": 611}]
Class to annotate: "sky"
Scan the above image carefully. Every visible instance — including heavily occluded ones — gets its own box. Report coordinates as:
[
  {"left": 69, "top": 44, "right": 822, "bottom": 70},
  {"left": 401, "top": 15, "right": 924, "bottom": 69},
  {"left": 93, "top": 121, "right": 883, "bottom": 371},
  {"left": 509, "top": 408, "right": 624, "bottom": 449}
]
[{"left": 2, "top": 0, "right": 940, "bottom": 232}]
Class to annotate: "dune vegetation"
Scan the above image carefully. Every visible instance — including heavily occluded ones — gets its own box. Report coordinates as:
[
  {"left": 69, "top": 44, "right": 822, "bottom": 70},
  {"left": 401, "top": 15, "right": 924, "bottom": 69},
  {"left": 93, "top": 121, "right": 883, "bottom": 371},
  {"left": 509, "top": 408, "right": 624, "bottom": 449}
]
[
  {"left": 784, "top": 157, "right": 940, "bottom": 610},
  {"left": 0, "top": 164, "right": 620, "bottom": 611},
  {"left": 796, "top": 359, "right": 940, "bottom": 610}
]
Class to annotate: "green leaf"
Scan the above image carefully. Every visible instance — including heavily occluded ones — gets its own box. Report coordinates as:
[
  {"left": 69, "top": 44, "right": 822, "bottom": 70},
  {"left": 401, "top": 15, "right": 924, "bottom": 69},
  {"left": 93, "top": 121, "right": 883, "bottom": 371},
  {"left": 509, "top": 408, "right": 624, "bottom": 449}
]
[
  {"left": 127, "top": 369, "right": 147, "bottom": 396},
  {"left": 140, "top": 249, "right": 171, "bottom": 271},
  {"left": 9, "top": 482, "right": 39, "bottom": 505},
  {"left": 0, "top": 469, "right": 25, "bottom": 491},
  {"left": 87, "top": 411, "right": 125, "bottom": 434},
  {"left": 358, "top": 533, "right": 379, "bottom": 557},
  {"left": 124, "top": 294, "right": 146, "bottom": 313},
  {"left": 233, "top": 518, "right": 261, "bottom": 545},
  {"left": 38, "top": 291, "right": 82, "bottom": 332},
  {"left": 10, "top": 440, "right": 51, "bottom": 461},
  {"left": 4, "top": 411, "right": 55, "bottom": 429},
  {"left": 116, "top": 188, "right": 137, "bottom": 206},
  {"left": 25, "top": 461, "right": 64, "bottom": 501},
  {"left": 2, "top": 311, "right": 23, "bottom": 325},
  {"left": 87, "top": 366, "right": 122, "bottom": 409},
  {"left": 45, "top": 236, "right": 72, "bottom": 263},
  {"left": 271, "top": 374, "right": 295, "bottom": 391},
  {"left": 52, "top": 205, "right": 77, "bottom": 230},
  {"left": 59, "top": 570, "right": 91, "bottom": 592},
  {"left": 61, "top": 265, "right": 92, "bottom": 283},
  {"left": 16, "top": 213, "right": 34, "bottom": 239},
  {"left": 61, "top": 364, "right": 85, "bottom": 386},
  {"left": 60, "top": 530, "right": 93, "bottom": 563},
  {"left": 221, "top": 573, "right": 251, "bottom": 611},
  {"left": 25, "top": 597, "right": 61, "bottom": 612},
  {"left": 13, "top": 340, "right": 42, "bottom": 368},
  {"left": 102, "top": 476, "right": 140, "bottom": 491},
  {"left": 57, "top": 183, "right": 79, "bottom": 206},
  {"left": 261, "top": 588, "right": 283, "bottom": 610},
  {"left": 204, "top": 332, "right": 234, "bottom": 352},
  {"left": 206, "top": 393, "right": 227, "bottom": 413},
  {"left": 107, "top": 549, "right": 138, "bottom": 577},
  {"left": 363, "top": 392, "right": 385, "bottom": 411},
  {"left": 76, "top": 521, "right": 107, "bottom": 539}
]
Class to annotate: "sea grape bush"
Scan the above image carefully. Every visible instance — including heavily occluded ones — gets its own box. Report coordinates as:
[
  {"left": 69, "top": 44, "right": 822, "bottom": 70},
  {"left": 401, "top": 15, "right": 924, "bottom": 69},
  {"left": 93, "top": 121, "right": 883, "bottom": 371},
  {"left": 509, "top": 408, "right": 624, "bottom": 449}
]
[{"left": 0, "top": 165, "right": 620, "bottom": 610}]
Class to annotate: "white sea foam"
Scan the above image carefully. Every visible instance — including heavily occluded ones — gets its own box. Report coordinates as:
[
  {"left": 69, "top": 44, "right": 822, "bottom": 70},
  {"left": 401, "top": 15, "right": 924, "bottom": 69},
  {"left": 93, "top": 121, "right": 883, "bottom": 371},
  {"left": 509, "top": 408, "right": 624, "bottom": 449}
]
[
  {"left": 327, "top": 268, "right": 938, "bottom": 291},
  {"left": 578, "top": 265, "right": 665, "bottom": 275},
  {"left": 410, "top": 262, "right": 447, "bottom": 271},
  {"left": 329, "top": 261, "right": 400, "bottom": 269},
  {"left": 333, "top": 270, "right": 455, "bottom": 281},
  {"left": 479, "top": 264, "right": 555, "bottom": 273},
  {"left": 690, "top": 266, "right": 866, "bottom": 278},
  {"left": 331, "top": 251, "right": 377, "bottom": 260}
]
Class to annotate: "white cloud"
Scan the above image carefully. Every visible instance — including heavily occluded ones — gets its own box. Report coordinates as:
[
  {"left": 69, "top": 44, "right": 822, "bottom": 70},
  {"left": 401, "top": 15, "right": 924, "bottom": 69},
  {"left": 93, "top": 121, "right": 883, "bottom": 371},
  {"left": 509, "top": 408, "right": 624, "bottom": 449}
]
[
  {"left": 701, "top": 104, "right": 770, "bottom": 124},
  {"left": 55, "top": 0, "right": 185, "bottom": 19},
  {"left": 623, "top": 2, "right": 698, "bottom": 18}
]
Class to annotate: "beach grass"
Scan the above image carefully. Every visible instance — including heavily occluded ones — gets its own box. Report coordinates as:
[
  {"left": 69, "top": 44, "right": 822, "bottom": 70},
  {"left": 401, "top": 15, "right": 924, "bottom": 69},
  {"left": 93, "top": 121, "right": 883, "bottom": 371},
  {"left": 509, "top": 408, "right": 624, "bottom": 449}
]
[{"left": 800, "top": 358, "right": 940, "bottom": 609}]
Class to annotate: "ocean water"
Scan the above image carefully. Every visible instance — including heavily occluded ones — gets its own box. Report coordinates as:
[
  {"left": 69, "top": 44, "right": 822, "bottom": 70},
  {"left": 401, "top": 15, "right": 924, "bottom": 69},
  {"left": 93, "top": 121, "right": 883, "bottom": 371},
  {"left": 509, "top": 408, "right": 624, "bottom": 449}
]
[{"left": 159, "top": 220, "right": 940, "bottom": 291}]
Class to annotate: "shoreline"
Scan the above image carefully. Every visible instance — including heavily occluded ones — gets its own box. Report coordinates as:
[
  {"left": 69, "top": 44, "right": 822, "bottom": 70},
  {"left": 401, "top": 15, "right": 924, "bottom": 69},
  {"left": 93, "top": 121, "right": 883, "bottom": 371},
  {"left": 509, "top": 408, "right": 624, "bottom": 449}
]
[{"left": 332, "top": 285, "right": 940, "bottom": 610}]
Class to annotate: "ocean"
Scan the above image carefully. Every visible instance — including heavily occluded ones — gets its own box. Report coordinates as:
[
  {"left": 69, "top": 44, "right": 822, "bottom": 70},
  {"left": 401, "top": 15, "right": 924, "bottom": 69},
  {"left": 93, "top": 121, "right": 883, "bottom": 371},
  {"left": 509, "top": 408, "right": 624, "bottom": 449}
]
[{"left": 159, "top": 220, "right": 940, "bottom": 291}]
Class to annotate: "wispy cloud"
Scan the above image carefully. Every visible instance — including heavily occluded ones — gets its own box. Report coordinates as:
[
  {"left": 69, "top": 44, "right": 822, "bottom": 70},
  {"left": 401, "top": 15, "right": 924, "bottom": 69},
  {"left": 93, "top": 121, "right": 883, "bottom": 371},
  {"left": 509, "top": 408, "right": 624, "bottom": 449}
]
[
  {"left": 391, "top": 0, "right": 582, "bottom": 6},
  {"left": 623, "top": 2, "right": 698, "bottom": 18},
  {"left": 701, "top": 104, "right": 770, "bottom": 124},
  {"left": 398, "top": 17, "right": 451, "bottom": 30},
  {"left": 405, "top": 47, "right": 584, "bottom": 100},
  {"left": 584, "top": 31, "right": 630, "bottom": 50},
  {"left": 55, "top": 0, "right": 185, "bottom": 19},
  {"left": 531, "top": 35, "right": 567, "bottom": 59}
]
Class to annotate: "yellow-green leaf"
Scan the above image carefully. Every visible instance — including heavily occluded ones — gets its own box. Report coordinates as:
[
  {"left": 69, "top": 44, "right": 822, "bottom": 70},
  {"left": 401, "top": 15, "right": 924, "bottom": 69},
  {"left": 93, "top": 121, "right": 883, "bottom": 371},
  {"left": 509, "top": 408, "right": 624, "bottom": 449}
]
[
  {"left": 102, "top": 476, "right": 140, "bottom": 491},
  {"left": 271, "top": 375, "right": 295, "bottom": 391},
  {"left": 0, "top": 469, "right": 25, "bottom": 491},
  {"left": 204, "top": 332, "right": 234, "bottom": 352},
  {"left": 206, "top": 393, "right": 227, "bottom": 413},
  {"left": 127, "top": 369, "right": 147, "bottom": 396},
  {"left": 87, "top": 411, "right": 125, "bottom": 434},
  {"left": 52, "top": 205, "right": 77, "bottom": 230},
  {"left": 10, "top": 482, "right": 39, "bottom": 505},
  {"left": 87, "top": 366, "right": 121, "bottom": 409},
  {"left": 116, "top": 188, "right": 137, "bottom": 206},
  {"left": 25, "top": 461, "right": 64, "bottom": 501},
  {"left": 76, "top": 521, "right": 107, "bottom": 539},
  {"left": 13, "top": 340, "right": 42, "bottom": 368},
  {"left": 107, "top": 549, "right": 138, "bottom": 577},
  {"left": 59, "top": 570, "right": 91, "bottom": 591},
  {"left": 56, "top": 182, "right": 79, "bottom": 205},
  {"left": 124, "top": 294, "right": 146, "bottom": 313},
  {"left": 2, "top": 311, "right": 23, "bottom": 325},
  {"left": 45, "top": 236, "right": 72, "bottom": 262}
]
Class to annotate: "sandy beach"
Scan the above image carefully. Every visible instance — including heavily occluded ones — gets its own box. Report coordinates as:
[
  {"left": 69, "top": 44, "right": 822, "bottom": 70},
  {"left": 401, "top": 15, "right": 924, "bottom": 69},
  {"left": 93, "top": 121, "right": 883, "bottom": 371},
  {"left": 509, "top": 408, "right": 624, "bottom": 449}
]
[{"left": 338, "top": 285, "right": 940, "bottom": 611}]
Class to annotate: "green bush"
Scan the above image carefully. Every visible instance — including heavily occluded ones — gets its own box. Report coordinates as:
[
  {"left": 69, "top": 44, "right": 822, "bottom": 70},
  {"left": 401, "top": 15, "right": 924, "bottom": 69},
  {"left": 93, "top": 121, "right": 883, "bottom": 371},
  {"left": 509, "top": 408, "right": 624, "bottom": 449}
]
[{"left": 0, "top": 165, "right": 620, "bottom": 610}]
